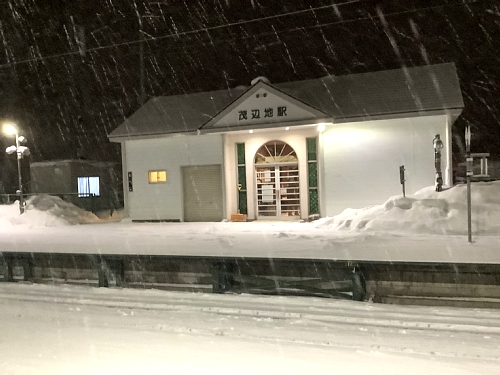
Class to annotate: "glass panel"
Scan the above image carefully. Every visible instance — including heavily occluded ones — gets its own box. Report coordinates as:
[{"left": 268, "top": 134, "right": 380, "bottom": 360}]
[
  {"left": 148, "top": 171, "right": 155, "bottom": 183},
  {"left": 78, "top": 177, "right": 100, "bottom": 197},
  {"left": 237, "top": 143, "right": 246, "bottom": 165},
  {"left": 309, "top": 188, "right": 319, "bottom": 214},
  {"left": 77, "top": 177, "right": 88, "bottom": 197},
  {"left": 306, "top": 137, "right": 317, "bottom": 161},
  {"left": 256, "top": 167, "right": 277, "bottom": 217},
  {"left": 308, "top": 162, "right": 318, "bottom": 188},
  {"left": 149, "top": 170, "right": 167, "bottom": 183},
  {"left": 238, "top": 191, "right": 247, "bottom": 214},
  {"left": 279, "top": 165, "right": 300, "bottom": 217},
  {"left": 255, "top": 140, "right": 297, "bottom": 164},
  {"left": 238, "top": 166, "right": 246, "bottom": 190},
  {"left": 88, "top": 177, "right": 100, "bottom": 196},
  {"left": 157, "top": 171, "right": 167, "bottom": 182}
]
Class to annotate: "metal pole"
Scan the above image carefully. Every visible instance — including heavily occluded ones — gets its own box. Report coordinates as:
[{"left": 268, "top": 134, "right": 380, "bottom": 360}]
[
  {"left": 465, "top": 126, "right": 472, "bottom": 243},
  {"left": 399, "top": 165, "right": 405, "bottom": 197},
  {"left": 467, "top": 174, "right": 472, "bottom": 243},
  {"left": 15, "top": 133, "right": 24, "bottom": 214}
]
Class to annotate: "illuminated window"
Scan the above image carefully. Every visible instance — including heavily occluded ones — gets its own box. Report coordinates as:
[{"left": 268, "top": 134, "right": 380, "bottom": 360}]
[
  {"left": 149, "top": 170, "right": 167, "bottom": 183},
  {"left": 77, "top": 177, "right": 100, "bottom": 197}
]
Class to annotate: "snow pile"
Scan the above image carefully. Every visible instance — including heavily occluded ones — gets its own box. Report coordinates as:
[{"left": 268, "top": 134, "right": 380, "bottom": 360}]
[
  {"left": 1, "top": 181, "right": 499, "bottom": 235},
  {"left": 317, "top": 181, "right": 500, "bottom": 235},
  {"left": 3, "top": 195, "right": 100, "bottom": 227}
]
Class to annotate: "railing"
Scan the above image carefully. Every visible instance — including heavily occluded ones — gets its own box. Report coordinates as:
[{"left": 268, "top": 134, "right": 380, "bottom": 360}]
[{"left": 0, "top": 253, "right": 367, "bottom": 301}]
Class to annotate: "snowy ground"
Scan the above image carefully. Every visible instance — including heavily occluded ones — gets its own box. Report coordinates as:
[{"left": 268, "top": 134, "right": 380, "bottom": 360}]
[
  {"left": 1, "top": 182, "right": 500, "bottom": 374},
  {"left": 1, "top": 283, "right": 499, "bottom": 375},
  {"left": 1, "top": 182, "right": 500, "bottom": 263}
]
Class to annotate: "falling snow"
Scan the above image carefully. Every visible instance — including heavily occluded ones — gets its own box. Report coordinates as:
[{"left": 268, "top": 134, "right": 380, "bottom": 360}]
[{"left": 1, "top": 2, "right": 500, "bottom": 373}]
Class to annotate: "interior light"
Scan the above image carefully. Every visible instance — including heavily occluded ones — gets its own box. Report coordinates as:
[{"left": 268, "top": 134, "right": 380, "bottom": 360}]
[
  {"left": 317, "top": 123, "right": 326, "bottom": 132},
  {"left": 285, "top": 127, "right": 290, "bottom": 131},
  {"left": 249, "top": 130, "right": 254, "bottom": 134}
]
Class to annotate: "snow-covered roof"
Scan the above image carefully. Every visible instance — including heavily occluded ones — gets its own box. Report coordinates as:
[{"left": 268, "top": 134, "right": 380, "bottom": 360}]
[{"left": 108, "top": 63, "right": 464, "bottom": 141}]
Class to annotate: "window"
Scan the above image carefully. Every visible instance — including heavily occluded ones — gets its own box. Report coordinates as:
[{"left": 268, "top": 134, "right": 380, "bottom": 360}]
[
  {"left": 77, "top": 177, "right": 100, "bottom": 197},
  {"left": 149, "top": 170, "right": 167, "bottom": 183},
  {"left": 255, "top": 140, "right": 298, "bottom": 164}
]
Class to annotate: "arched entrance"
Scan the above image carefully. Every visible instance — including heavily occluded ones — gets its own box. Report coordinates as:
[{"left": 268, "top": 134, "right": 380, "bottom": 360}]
[{"left": 255, "top": 140, "right": 300, "bottom": 219}]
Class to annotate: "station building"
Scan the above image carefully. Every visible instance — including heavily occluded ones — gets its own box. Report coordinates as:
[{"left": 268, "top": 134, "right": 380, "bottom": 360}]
[{"left": 109, "top": 63, "right": 463, "bottom": 222}]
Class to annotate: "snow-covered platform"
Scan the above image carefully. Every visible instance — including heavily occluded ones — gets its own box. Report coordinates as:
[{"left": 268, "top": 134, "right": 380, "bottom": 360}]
[
  {"left": 1, "top": 219, "right": 500, "bottom": 264},
  {"left": 2, "top": 181, "right": 500, "bottom": 264}
]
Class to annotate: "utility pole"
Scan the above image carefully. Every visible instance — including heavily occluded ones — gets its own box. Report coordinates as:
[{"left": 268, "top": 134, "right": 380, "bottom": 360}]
[{"left": 465, "top": 125, "right": 472, "bottom": 243}]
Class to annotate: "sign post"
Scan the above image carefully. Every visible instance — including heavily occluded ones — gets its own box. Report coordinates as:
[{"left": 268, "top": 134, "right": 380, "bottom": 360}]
[{"left": 465, "top": 125, "right": 472, "bottom": 243}]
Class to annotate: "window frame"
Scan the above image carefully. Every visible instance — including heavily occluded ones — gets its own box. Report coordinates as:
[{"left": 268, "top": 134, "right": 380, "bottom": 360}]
[
  {"left": 77, "top": 176, "right": 100, "bottom": 197},
  {"left": 148, "top": 170, "right": 167, "bottom": 184}
]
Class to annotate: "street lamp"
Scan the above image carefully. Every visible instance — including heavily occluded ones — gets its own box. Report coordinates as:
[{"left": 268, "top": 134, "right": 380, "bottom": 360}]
[
  {"left": 3, "top": 122, "right": 30, "bottom": 214},
  {"left": 433, "top": 134, "right": 444, "bottom": 192}
]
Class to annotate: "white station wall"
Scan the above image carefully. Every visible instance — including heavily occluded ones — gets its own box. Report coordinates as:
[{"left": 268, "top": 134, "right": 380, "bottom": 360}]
[
  {"left": 124, "top": 134, "right": 224, "bottom": 221},
  {"left": 321, "top": 115, "right": 449, "bottom": 216}
]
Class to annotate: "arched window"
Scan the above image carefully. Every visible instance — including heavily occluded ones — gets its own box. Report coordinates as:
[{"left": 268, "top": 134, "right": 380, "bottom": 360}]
[{"left": 254, "top": 140, "right": 298, "bottom": 164}]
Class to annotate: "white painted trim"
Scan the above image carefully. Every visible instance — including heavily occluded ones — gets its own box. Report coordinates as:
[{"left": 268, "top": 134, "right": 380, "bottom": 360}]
[
  {"left": 318, "top": 131, "right": 326, "bottom": 218},
  {"left": 445, "top": 115, "right": 453, "bottom": 187},
  {"left": 121, "top": 142, "right": 129, "bottom": 218},
  {"left": 200, "top": 118, "right": 333, "bottom": 135},
  {"left": 222, "top": 133, "right": 228, "bottom": 220},
  {"left": 201, "top": 80, "right": 330, "bottom": 131},
  {"left": 332, "top": 108, "right": 463, "bottom": 124}
]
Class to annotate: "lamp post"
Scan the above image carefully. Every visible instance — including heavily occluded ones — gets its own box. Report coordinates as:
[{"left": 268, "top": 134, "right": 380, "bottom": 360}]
[
  {"left": 433, "top": 134, "right": 444, "bottom": 192},
  {"left": 3, "top": 123, "right": 30, "bottom": 214}
]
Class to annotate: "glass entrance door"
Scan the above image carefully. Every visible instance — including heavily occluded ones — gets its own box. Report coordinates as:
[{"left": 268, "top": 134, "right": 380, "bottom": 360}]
[{"left": 256, "top": 164, "right": 300, "bottom": 218}]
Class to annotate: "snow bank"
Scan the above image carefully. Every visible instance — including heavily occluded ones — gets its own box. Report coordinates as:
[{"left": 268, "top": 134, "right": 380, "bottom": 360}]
[
  {"left": 1, "top": 181, "right": 499, "bottom": 236},
  {"left": 316, "top": 181, "right": 500, "bottom": 235},
  {"left": 2, "top": 195, "right": 100, "bottom": 227}
]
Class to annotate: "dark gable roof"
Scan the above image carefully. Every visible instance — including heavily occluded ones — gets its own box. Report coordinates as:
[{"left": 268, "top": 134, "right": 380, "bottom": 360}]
[
  {"left": 109, "top": 88, "right": 246, "bottom": 139},
  {"left": 279, "top": 63, "right": 464, "bottom": 121},
  {"left": 109, "top": 63, "right": 463, "bottom": 140}
]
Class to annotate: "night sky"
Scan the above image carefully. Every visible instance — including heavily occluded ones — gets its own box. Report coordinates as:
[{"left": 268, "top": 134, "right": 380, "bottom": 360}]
[{"left": 1, "top": 0, "right": 499, "bottom": 193}]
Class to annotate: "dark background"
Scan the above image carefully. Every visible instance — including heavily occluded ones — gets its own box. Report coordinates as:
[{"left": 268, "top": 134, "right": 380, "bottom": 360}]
[{"left": 1, "top": 0, "right": 499, "bottom": 193}]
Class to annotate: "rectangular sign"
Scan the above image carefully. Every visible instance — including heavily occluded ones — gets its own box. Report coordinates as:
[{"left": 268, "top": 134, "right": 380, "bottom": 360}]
[{"left": 128, "top": 172, "right": 133, "bottom": 192}]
